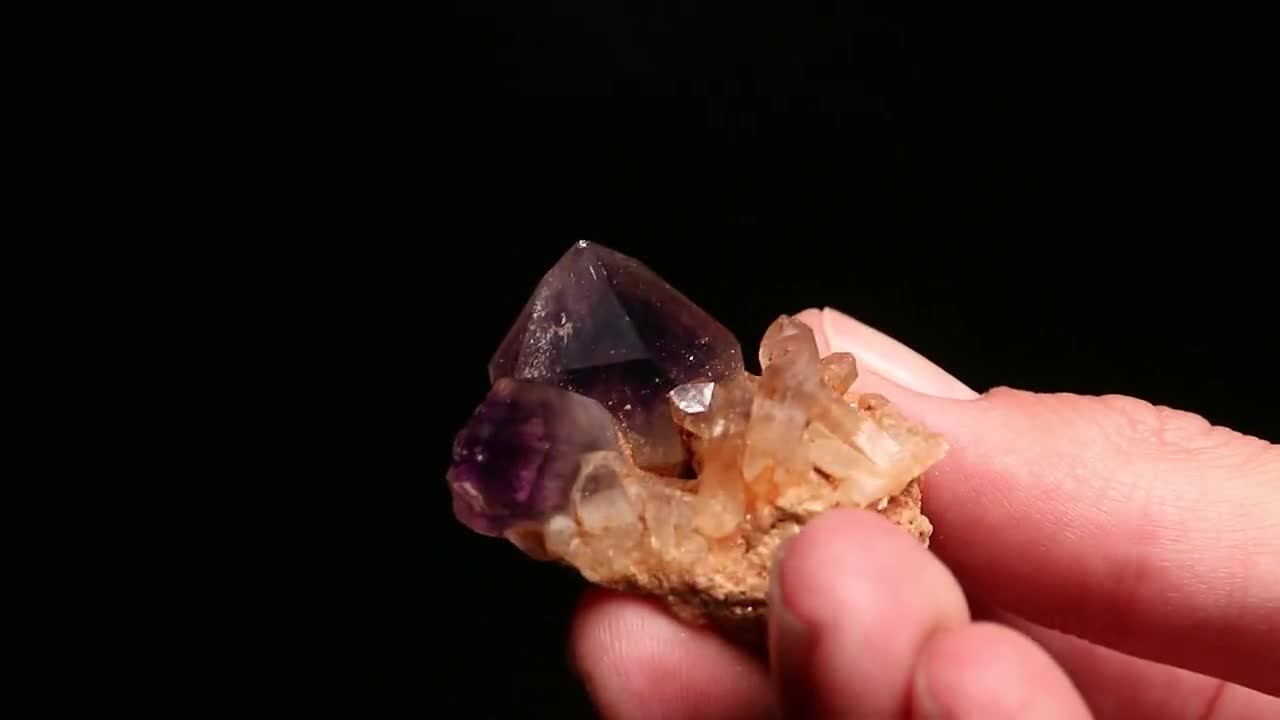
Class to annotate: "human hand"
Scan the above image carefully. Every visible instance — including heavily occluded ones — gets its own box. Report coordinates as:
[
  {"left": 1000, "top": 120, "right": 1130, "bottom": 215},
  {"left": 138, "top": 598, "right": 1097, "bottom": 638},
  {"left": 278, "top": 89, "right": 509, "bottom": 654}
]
[{"left": 569, "top": 307, "right": 1280, "bottom": 718}]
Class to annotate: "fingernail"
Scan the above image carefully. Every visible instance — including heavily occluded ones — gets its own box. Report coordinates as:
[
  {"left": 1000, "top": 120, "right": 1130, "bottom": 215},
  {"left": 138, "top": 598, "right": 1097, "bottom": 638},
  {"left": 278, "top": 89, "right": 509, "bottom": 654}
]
[
  {"left": 768, "top": 539, "right": 816, "bottom": 716},
  {"left": 820, "top": 307, "right": 979, "bottom": 400}
]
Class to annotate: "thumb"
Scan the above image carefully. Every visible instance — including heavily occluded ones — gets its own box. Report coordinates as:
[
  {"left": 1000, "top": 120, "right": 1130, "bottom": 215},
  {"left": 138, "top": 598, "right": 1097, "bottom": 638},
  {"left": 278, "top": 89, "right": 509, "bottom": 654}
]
[{"left": 797, "top": 307, "right": 1280, "bottom": 698}]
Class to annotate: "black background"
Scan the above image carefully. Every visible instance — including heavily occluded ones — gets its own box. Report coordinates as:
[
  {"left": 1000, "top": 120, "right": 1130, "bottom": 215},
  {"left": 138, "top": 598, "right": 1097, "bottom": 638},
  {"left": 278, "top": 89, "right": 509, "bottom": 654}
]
[{"left": 19, "top": 1, "right": 1278, "bottom": 715}]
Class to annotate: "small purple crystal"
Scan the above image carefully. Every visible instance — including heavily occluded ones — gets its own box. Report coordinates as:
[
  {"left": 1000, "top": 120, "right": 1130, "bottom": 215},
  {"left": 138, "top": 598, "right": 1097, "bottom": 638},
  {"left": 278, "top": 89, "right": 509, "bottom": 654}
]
[
  {"left": 447, "top": 377, "right": 621, "bottom": 536},
  {"left": 487, "top": 241, "right": 744, "bottom": 474}
]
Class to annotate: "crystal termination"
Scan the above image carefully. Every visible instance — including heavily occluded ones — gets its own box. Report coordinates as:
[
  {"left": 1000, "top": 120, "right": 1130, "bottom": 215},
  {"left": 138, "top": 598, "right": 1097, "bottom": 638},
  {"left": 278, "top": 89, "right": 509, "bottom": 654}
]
[{"left": 446, "top": 241, "right": 948, "bottom": 642}]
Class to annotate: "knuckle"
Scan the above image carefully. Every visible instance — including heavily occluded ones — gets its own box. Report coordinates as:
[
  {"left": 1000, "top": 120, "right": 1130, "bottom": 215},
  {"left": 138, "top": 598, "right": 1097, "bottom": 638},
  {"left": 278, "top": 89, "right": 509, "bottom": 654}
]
[
  {"left": 1095, "top": 393, "right": 1272, "bottom": 467},
  {"left": 1099, "top": 393, "right": 1198, "bottom": 447},
  {"left": 978, "top": 385, "right": 1034, "bottom": 404},
  {"left": 1097, "top": 393, "right": 1193, "bottom": 448}
]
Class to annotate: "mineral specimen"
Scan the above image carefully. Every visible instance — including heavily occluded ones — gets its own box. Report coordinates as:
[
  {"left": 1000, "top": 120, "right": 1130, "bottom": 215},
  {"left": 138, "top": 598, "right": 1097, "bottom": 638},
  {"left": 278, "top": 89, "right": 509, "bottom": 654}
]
[
  {"left": 487, "top": 240, "right": 744, "bottom": 476},
  {"left": 446, "top": 241, "right": 948, "bottom": 641}
]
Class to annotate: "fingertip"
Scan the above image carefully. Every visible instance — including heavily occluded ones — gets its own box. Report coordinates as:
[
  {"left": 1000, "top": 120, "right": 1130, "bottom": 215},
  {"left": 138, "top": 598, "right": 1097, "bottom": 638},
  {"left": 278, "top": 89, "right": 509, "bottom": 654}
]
[
  {"left": 778, "top": 509, "right": 968, "bottom": 619},
  {"left": 570, "top": 589, "right": 776, "bottom": 720},
  {"left": 913, "top": 622, "right": 1092, "bottom": 719},
  {"left": 812, "top": 307, "right": 979, "bottom": 400},
  {"left": 770, "top": 509, "right": 970, "bottom": 717}
]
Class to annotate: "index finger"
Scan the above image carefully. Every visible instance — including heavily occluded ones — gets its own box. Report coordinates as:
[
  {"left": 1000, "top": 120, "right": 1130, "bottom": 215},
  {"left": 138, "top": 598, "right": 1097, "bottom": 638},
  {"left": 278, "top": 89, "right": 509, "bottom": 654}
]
[{"left": 797, "top": 307, "right": 1280, "bottom": 698}]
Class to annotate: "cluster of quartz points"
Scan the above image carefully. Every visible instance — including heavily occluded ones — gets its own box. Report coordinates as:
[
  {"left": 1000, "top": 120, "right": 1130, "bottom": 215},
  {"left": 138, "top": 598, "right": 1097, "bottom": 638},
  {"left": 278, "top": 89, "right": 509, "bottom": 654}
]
[{"left": 447, "top": 241, "right": 948, "bottom": 631}]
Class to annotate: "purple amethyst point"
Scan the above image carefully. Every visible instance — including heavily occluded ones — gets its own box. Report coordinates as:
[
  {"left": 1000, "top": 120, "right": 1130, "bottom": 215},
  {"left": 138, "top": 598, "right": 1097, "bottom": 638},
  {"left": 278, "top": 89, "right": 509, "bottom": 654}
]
[
  {"left": 486, "top": 240, "right": 744, "bottom": 474},
  {"left": 447, "top": 378, "right": 621, "bottom": 536}
]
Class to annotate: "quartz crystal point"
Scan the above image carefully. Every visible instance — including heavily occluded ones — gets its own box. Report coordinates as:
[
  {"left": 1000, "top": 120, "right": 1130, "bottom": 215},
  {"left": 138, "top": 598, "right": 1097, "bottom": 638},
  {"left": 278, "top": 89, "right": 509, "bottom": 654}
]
[
  {"left": 447, "top": 378, "right": 622, "bottom": 539},
  {"left": 488, "top": 240, "right": 744, "bottom": 475},
  {"left": 447, "top": 241, "right": 949, "bottom": 643}
]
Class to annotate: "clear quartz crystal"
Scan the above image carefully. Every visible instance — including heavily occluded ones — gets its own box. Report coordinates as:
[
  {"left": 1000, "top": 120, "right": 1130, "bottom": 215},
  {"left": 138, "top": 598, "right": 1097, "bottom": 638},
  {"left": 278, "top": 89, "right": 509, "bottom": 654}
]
[
  {"left": 572, "top": 451, "right": 640, "bottom": 534},
  {"left": 820, "top": 352, "right": 858, "bottom": 395}
]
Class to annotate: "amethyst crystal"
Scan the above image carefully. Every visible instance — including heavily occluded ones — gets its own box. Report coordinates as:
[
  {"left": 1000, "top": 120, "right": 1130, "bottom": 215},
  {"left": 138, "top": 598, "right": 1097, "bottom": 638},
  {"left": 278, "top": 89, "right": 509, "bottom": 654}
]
[
  {"left": 487, "top": 241, "right": 744, "bottom": 474},
  {"left": 447, "top": 378, "right": 621, "bottom": 536},
  {"left": 447, "top": 241, "right": 745, "bottom": 538}
]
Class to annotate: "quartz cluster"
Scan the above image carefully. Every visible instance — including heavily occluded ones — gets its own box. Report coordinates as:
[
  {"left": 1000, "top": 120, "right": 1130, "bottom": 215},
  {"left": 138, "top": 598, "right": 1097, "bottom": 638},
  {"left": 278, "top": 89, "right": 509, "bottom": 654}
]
[{"left": 447, "top": 241, "right": 948, "bottom": 638}]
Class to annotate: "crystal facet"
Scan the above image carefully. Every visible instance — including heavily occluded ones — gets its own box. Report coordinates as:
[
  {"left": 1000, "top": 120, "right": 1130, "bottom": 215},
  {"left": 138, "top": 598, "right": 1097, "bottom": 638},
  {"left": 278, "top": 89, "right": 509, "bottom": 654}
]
[
  {"left": 447, "top": 377, "right": 621, "bottom": 536},
  {"left": 488, "top": 240, "right": 744, "bottom": 475},
  {"left": 446, "top": 241, "right": 949, "bottom": 643},
  {"left": 820, "top": 352, "right": 858, "bottom": 395}
]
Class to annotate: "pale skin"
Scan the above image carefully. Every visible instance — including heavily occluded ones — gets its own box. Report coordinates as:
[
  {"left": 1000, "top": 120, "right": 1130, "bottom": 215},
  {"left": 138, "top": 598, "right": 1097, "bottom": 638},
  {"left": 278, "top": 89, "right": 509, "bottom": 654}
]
[{"left": 569, "top": 307, "right": 1280, "bottom": 719}]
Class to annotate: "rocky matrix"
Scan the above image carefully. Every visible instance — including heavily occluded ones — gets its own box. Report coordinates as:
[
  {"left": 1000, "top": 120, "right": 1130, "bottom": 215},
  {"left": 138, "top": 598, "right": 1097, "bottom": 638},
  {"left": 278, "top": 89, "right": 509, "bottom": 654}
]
[{"left": 447, "top": 241, "right": 949, "bottom": 641}]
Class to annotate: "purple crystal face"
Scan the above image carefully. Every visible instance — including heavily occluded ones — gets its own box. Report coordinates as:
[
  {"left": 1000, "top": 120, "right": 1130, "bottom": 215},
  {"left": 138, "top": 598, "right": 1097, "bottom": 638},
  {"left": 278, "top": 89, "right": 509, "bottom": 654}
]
[
  {"left": 447, "top": 377, "right": 621, "bottom": 536},
  {"left": 487, "top": 241, "right": 744, "bottom": 473}
]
